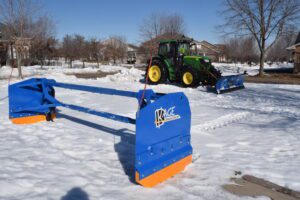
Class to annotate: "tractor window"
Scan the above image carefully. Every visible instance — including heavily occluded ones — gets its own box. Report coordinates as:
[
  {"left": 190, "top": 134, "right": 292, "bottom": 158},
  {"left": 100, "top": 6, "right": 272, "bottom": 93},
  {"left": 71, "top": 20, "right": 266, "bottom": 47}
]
[
  {"left": 158, "top": 43, "right": 175, "bottom": 57},
  {"left": 158, "top": 43, "right": 170, "bottom": 56},
  {"left": 178, "top": 43, "right": 190, "bottom": 55}
]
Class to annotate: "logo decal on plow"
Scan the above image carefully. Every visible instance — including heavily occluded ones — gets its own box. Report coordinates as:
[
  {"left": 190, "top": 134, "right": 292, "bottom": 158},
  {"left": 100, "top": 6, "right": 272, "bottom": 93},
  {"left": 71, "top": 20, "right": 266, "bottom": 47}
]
[{"left": 155, "top": 106, "right": 181, "bottom": 128}]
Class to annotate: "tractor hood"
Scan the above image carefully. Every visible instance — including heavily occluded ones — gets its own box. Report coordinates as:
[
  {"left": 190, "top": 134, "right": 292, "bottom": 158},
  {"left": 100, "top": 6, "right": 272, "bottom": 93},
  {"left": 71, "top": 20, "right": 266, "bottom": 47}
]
[
  {"left": 183, "top": 55, "right": 211, "bottom": 69},
  {"left": 184, "top": 55, "right": 211, "bottom": 62}
]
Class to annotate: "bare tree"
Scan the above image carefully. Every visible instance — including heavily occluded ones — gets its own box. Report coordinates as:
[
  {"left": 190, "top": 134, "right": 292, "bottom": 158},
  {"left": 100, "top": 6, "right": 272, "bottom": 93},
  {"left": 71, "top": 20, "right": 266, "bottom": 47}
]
[
  {"left": 139, "top": 13, "right": 164, "bottom": 41},
  {"left": 87, "top": 38, "right": 103, "bottom": 67},
  {"left": 240, "top": 36, "right": 258, "bottom": 63},
  {"left": 226, "top": 37, "right": 240, "bottom": 63},
  {"left": 30, "top": 36, "right": 57, "bottom": 68},
  {"left": 104, "top": 36, "right": 127, "bottom": 64},
  {"left": 62, "top": 34, "right": 76, "bottom": 68},
  {"left": 30, "top": 16, "right": 57, "bottom": 67},
  {"left": 73, "top": 34, "right": 87, "bottom": 68},
  {"left": 220, "top": 0, "right": 300, "bottom": 76},
  {"left": 267, "top": 27, "right": 298, "bottom": 62},
  {"left": 0, "top": 0, "right": 54, "bottom": 78},
  {"left": 162, "top": 14, "right": 185, "bottom": 36},
  {"left": 139, "top": 13, "right": 186, "bottom": 41},
  {"left": 225, "top": 36, "right": 259, "bottom": 63}
]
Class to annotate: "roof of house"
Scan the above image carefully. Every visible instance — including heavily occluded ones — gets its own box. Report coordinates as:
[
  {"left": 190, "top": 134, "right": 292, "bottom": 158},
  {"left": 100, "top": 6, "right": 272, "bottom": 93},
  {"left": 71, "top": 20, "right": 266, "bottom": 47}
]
[
  {"left": 128, "top": 44, "right": 138, "bottom": 49},
  {"left": 287, "top": 32, "right": 300, "bottom": 50},
  {"left": 127, "top": 44, "right": 139, "bottom": 51},
  {"left": 195, "top": 40, "right": 221, "bottom": 53}
]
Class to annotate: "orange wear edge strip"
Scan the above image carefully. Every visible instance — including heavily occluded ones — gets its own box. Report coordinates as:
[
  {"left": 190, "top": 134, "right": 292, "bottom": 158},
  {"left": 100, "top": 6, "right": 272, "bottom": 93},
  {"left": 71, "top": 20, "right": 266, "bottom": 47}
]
[{"left": 135, "top": 154, "right": 192, "bottom": 187}]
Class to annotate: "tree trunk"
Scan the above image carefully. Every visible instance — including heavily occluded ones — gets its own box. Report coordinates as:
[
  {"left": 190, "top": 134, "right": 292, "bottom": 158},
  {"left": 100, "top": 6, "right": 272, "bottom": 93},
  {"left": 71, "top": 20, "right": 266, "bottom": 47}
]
[
  {"left": 97, "top": 59, "right": 99, "bottom": 68},
  {"left": 17, "top": 52, "right": 23, "bottom": 79},
  {"left": 82, "top": 60, "right": 85, "bottom": 68},
  {"left": 10, "top": 43, "right": 14, "bottom": 67},
  {"left": 259, "top": 51, "right": 265, "bottom": 76},
  {"left": 259, "top": 39, "right": 266, "bottom": 76},
  {"left": 70, "top": 60, "right": 73, "bottom": 68}
]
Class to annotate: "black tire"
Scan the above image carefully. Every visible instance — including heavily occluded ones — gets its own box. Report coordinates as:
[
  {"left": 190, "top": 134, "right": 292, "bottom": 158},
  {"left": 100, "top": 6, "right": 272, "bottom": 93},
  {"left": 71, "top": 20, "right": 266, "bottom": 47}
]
[
  {"left": 146, "top": 59, "right": 168, "bottom": 84},
  {"left": 180, "top": 67, "right": 200, "bottom": 88}
]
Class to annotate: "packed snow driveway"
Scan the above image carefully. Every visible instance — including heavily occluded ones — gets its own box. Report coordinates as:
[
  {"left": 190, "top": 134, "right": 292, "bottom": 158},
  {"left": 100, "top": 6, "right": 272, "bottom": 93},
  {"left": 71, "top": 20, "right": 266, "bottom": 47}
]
[{"left": 0, "top": 66, "right": 299, "bottom": 200}]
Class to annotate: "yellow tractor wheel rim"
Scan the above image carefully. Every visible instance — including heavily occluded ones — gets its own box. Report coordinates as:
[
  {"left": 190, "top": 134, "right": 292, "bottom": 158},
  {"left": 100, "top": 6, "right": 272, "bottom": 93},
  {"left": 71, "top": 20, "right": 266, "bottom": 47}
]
[
  {"left": 183, "top": 72, "right": 193, "bottom": 85},
  {"left": 148, "top": 65, "right": 161, "bottom": 82}
]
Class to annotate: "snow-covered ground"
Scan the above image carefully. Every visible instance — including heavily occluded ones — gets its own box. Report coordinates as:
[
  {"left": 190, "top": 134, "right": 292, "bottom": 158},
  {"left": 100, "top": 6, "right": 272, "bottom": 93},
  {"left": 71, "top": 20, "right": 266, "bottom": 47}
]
[
  {"left": 0, "top": 64, "right": 299, "bottom": 200},
  {"left": 0, "top": 62, "right": 135, "bottom": 79},
  {"left": 0, "top": 61, "right": 293, "bottom": 79},
  {"left": 213, "top": 62, "right": 294, "bottom": 76}
]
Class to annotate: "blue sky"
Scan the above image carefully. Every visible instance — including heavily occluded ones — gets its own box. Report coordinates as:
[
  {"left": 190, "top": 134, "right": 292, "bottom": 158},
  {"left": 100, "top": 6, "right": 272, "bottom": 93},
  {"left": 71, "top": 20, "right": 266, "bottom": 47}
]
[{"left": 43, "top": 0, "right": 224, "bottom": 44}]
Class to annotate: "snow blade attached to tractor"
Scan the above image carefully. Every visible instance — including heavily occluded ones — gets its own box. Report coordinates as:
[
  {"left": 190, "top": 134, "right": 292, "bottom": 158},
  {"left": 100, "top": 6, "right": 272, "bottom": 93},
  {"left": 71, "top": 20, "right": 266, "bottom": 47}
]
[
  {"left": 215, "top": 74, "right": 245, "bottom": 94},
  {"left": 9, "top": 78, "right": 192, "bottom": 187}
]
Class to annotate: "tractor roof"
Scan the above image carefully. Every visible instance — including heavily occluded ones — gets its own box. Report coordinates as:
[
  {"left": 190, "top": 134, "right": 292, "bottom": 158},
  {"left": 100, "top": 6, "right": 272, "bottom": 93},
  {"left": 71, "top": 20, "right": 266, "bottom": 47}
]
[{"left": 159, "top": 36, "right": 194, "bottom": 44}]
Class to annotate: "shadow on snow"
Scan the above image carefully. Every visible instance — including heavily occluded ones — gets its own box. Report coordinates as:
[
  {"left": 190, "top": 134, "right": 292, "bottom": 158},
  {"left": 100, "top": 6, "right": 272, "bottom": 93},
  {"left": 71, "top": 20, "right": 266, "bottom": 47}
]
[
  {"left": 61, "top": 187, "right": 89, "bottom": 200},
  {"left": 57, "top": 112, "right": 136, "bottom": 184}
]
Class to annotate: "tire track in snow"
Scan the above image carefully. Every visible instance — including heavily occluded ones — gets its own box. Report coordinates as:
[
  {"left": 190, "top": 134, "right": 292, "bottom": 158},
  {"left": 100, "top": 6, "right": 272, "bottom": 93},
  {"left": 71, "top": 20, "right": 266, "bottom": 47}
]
[{"left": 192, "top": 111, "right": 252, "bottom": 132}]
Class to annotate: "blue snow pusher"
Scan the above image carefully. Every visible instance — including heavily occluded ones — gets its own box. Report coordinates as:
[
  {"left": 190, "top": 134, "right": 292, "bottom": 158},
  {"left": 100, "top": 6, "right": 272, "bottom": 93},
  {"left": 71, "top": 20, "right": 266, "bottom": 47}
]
[
  {"left": 9, "top": 78, "right": 192, "bottom": 187},
  {"left": 215, "top": 74, "right": 245, "bottom": 94}
]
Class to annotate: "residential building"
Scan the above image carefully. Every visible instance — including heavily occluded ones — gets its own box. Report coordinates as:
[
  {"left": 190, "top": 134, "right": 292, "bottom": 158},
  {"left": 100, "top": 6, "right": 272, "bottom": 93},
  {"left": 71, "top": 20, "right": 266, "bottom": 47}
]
[
  {"left": 287, "top": 32, "right": 300, "bottom": 73},
  {"left": 193, "top": 40, "right": 227, "bottom": 62}
]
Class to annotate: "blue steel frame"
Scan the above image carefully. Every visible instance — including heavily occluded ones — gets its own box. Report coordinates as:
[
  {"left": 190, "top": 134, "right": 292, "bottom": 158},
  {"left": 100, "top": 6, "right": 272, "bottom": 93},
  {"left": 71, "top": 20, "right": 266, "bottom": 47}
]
[
  {"left": 9, "top": 78, "right": 162, "bottom": 123},
  {"left": 9, "top": 78, "right": 192, "bottom": 186}
]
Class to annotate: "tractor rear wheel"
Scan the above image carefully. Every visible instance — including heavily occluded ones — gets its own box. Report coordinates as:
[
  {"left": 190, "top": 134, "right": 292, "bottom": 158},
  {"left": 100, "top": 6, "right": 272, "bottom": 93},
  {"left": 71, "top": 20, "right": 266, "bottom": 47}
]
[
  {"left": 146, "top": 60, "right": 168, "bottom": 84},
  {"left": 180, "top": 67, "right": 200, "bottom": 87}
]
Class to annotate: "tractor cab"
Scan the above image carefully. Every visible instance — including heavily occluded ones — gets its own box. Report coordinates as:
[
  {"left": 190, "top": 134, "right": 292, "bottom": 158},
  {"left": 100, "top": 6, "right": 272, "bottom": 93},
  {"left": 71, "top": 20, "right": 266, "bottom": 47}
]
[
  {"left": 157, "top": 39, "right": 196, "bottom": 79},
  {"left": 158, "top": 38, "right": 193, "bottom": 59}
]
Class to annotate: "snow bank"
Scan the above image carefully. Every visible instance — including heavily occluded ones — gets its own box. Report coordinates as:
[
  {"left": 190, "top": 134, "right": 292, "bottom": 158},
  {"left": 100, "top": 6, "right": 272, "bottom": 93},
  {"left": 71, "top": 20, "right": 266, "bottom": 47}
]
[
  {"left": 100, "top": 67, "right": 143, "bottom": 83},
  {"left": 0, "top": 64, "right": 126, "bottom": 80},
  {"left": 213, "top": 62, "right": 293, "bottom": 76},
  {"left": 0, "top": 66, "right": 44, "bottom": 79}
]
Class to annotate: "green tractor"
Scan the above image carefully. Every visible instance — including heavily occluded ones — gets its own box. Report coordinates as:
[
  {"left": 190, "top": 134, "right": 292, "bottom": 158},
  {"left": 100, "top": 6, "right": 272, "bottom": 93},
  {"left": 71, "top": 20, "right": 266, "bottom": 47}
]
[{"left": 146, "top": 37, "right": 244, "bottom": 93}]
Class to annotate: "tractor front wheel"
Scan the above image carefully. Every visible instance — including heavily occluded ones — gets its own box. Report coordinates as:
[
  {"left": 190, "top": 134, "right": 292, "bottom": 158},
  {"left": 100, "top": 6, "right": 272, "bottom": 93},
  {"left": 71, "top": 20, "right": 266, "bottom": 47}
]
[
  {"left": 146, "top": 60, "right": 168, "bottom": 84},
  {"left": 180, "top": 67, "right": 200, "bottom": 87}
]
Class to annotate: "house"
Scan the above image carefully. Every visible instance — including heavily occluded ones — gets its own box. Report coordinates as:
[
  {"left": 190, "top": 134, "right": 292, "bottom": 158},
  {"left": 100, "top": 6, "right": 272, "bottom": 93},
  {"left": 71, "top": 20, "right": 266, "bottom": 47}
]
[
  {"left": 193, "top": 40, "right": 227, "bottom": 62},
  {"left": 127, "top": 44, "right": 139, "bottom": 64},
  {"left": 287, "top": 32, "right": 300, "bottom": 73}
]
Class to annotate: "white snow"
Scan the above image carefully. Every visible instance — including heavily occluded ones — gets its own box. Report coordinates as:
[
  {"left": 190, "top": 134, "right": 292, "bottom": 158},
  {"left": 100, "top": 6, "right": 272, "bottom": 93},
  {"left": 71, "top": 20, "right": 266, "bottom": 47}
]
[
  {"left": 0, "top": 63, "right": 299, "bottom": 200},
  {"left": 213, "top": 62, "right": 293, "bottom": 76},
  {"left": 0, "top": 63, "right": 126, "bottom": 79}
]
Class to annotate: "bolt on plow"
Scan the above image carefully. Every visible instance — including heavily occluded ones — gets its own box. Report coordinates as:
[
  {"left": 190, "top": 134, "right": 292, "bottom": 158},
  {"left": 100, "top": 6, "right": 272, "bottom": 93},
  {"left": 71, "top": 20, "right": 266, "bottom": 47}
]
[{"left": 8, "top": 78, "right": 192, "bottom": 187}]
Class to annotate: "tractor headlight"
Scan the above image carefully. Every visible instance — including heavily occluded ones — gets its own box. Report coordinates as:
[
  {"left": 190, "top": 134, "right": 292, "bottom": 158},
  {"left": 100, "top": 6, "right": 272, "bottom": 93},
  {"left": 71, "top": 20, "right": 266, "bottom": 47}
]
[{"left": 204, "top": 59, "right": 210, "bottom": 63}]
